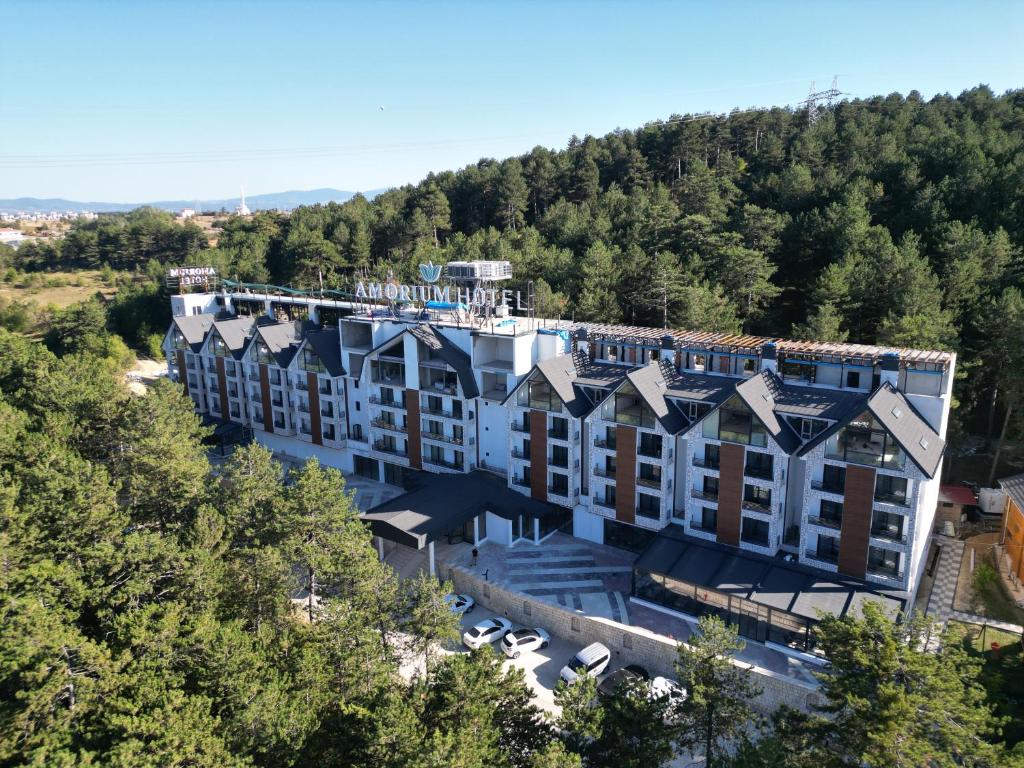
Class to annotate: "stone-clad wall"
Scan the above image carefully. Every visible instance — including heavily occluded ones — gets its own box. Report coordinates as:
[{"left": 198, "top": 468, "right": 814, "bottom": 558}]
[{"left": 445, "top": 564, "right": 823, "bottom": 714}]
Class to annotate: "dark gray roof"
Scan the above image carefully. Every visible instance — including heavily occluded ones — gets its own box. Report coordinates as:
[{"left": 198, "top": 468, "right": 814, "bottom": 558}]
[
  {"left": 303, "top": 328, "right": 345, "bottom": 377},
  {"left": 734, "top": 370, "right": 802, "bottom": 454},
  {"left": 172, "top": 313, "right": 216, "bottom": 352},
  {"left": 866, "top": 384, "right": 944, "bottom": 478},
  {"left": 771, "top": 382, "right": 867, "bottom": 421},
  {"left": 361, "top": 470, "right": 564, "bottom": 549},
  {"left": 635, "top": 526, "right": 906, "bottom": 623},
  {"left": 624, "top": 360, "right": 689, "bottom": 434},
  {"left": 210, "top": 316, "right": 256, "bottom": 359},
  {"left": 664, "top": 370, "right": 735, "bottom": 405},
  {"left": 407, "top": 324, "right": 479, "bottom": 399},
  {"left": 248, "top": 320, "right": 304, "bottom": 369},
  {"left": 524, "top": 352, "right": 627, "bottom": 418},
  {"left": 999, "top": 473, "right": 1024, "bottom": 514}
]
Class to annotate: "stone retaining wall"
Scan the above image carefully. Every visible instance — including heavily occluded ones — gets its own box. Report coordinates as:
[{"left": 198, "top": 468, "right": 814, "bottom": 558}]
[{"left": 445, "top": 564, "right": 822, "bottom": 714}]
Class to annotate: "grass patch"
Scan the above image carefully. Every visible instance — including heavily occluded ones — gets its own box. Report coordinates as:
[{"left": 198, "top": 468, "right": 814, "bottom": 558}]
[
  {"left": 949, "top": 622, "right": 1024, "bottom": 748},
  {"left": 972, "top": 554, "right": 1024, "bottom": 626},
  {"left": 950, "top": 619, "right": 1023, "bottom": 653}
]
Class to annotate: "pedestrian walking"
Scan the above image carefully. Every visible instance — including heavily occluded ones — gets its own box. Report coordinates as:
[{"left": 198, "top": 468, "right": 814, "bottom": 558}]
[{"left": 471, "top": 547, "right": 479, "bottom": 566}]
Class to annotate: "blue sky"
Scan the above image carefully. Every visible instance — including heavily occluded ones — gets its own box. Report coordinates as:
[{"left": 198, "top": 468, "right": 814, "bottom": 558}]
[{"left": 2, "top": 1, "right": 1022, "bottom": 201}]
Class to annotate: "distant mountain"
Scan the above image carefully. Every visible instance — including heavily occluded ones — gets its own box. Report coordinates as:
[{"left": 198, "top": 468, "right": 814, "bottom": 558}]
[{"left": 0, "top": 188, "right": 388, "bottom": 214}]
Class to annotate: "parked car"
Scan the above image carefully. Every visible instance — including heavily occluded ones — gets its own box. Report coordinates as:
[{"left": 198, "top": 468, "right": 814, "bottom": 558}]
[
  {"left": 649, "top": 676, "right": 686, "bottom": 704},
  {"left": 463, "top": 617, "right": 513, "bottom": 649},
  {"left": 596, "top": 664, "right": 650, "bottom": 698},
  {"left": 444, "top": 593, "right": 475, "bottom": 614},
  {"left": 559, "top": 642, "right": 612, "bottom": 684},
  {"left": 501, "top": 627, "right": 550, "bottom": 659}
]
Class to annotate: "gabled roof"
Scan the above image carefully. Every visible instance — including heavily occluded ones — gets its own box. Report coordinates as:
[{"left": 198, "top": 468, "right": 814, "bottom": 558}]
[
  {"left": 622, "top": 360, "right": 689, "bottom": 434},
  {"left": 353, "top": 331, "right": 407, "bottom": 378},
  {"left": 407, "top": 324, "right": 479, "bottom": 399},
  {"left": 522, "top": 352, "right": 628, "bottom": 418},
  {"left": 663, "top": 370, "right": 735, "bottom": 405},
  {"left": 247, "top": 320, "right": 306, "bottom": 368},
  {"left": 734, "top": 370, "right": 802, "bottom": 454},
  {"left": 171, "top": 313, "right": 216, "bottom": 352},
  {"left": 302, "top": 328, "right": 345, "bottom": 377},
  {"left": 999, "top": 473, "right": 1024, "bottom": 514},
  {"left": 866, "top": 384, "right": 944, "bottom": 478},
  {"left": 210, "top": 316, "right": 256, "bottom": 359}
]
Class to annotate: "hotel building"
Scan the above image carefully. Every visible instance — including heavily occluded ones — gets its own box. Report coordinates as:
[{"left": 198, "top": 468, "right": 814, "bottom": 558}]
[{"left": 164, "top": 264, "right": 953, "bottom": 654}]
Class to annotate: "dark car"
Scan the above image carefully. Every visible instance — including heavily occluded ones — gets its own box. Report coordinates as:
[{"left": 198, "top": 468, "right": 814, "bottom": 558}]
[{"left": 597, "top": 664, "right": 650, "bottom": 698}]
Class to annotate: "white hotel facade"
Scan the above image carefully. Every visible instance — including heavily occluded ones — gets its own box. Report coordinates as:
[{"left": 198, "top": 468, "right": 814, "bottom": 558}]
[{"left": 164, "top": 262, "right": 953, "bottom": 650}]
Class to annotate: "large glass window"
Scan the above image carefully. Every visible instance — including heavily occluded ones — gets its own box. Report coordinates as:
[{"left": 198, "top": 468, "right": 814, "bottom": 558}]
[
  {"left": 551, "top": 445, "right": 569, "bottom": 468},
  {"left": 637, "top": 493, "right": 660, "bottom": 520},
  {"left": 867, "top": 547, "right": 900, "bottom": 578},
  {"left": 172, "top": 329, "right": 188, "bottom": 350},
  {"left": 874, "top": 474, "right": 909, "bottom": 505},
  {"left": 780, "top": 359, "right": 814, "bottom": 383},
  {"left": 300, "top": 347, "right": 326, "bottom": 373},
  {"left": 609, "top": 383, "right": 655, "bottom": 428},
  {"left": 743, "top": 484, "right": 771, "bottom": 511},
  {"left": 696, "top": 506, "right": 717, "bottom": 533},
  {"left": 741, "top": 517, "right": 770, "bottom": 547},
  {"left": 825, "top": 411, "right": 906, "bottom": 470},
  {"left": 549, "top": 472, "right": 569, "bottom": 496},
  {"left": 251, "top": 340, "right": 275, "bottom": 364},
  {"left": 701, "top": 475, "right": 719, "bottom": 500},
  {"left": 210, "top": 332, "right": 229, "bottom": 357},
  {"left": 819, "top": 464, "right": 846, "bottom": 493},
  {"left": 871, "top": 510, "right": 905, "bottom": 542},
  {"left": 702, "top": 396, "right": 767, "bottom": 447},
  {"left": 814, "top": 534, "right": 840, "bottom": 563},
  {"left": 549, "top": 416, "right": 569, "bottom": 440},
  {"left": 639, "top": 432, "right": 663, "bottom": 458},
  {"left": 744, "top": 451, "right": 773, "bottom": 480},
  {"left": 519, "top": 378, "right": 564, "bottom": 412},
  {"left": 816, "top": 499, "right": 844, "bottom": 528}
]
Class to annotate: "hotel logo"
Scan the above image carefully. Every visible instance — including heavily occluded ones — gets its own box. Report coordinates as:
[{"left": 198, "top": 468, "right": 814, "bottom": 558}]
[{"left": 418, "top": 260, "right": 443, "bottom": 284}]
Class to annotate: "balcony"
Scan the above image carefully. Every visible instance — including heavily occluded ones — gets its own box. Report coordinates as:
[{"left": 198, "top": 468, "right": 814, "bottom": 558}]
[
  {"left": 348, "top": 434, "right": 368, "bottom": 444},
  {"left": 693, "top": 456, "right": 719, "bottom": 470},
  {"left": 637, "top": 476, "right": 662, "bottom": 491},
  {"left": 422, "top": 431, "right": 464, "bottom": 446},
  {"left": 741, "top": 498, "right": 772, "bottom": 514},
  {"left": 593, "top": 497, "right": 615, "bottom": 510},
  {"left": 298, "top": 403, "right": 311, "bottom": 414},
  {"left": 321, "top": 406, "right": 334, "bottom": 418},
  {"left": 550, "top": 456, "right": 569, "bottom": 469},
  {"left": 692, "top": 488, "right": 718, "bottom": 502},
  {"left": 424, "top": 457, "right": 463, "bottom": 471},
  {"left": 510, "top": 448, "right": 529, "bottom": 460},
  {"left": 372, "top": 441, "right": 408, "bottom": 458},
  {"left": 638, "top": 445, "right": 663, "bottom": 459},
  {"left": 593, "top": 437, "right": 616, "bottom": 450},
  {"left": 420, "top": 404, "right": 463, "bottom": 420},
  {"left": 867, "top": 564, "right": 904, "bottom": 581},
  {"left": 805, "top": 548, "right": 839, "bottom": 566},
  {"left": 870, "top": 527, "right": 908, "bottom": 545},
  {"left": 250, "top": 392, "right": 263, "bottom": 403},
  {"left": 511, "top": 422, "right": 530, "bottom": 434},
  {"left": 548, "top": 486, "right": 573, "bottom": 499},
  {"left": 744, "top": 466, "right": 773, "bottom": 481},
  {"left": 548, "top": 428, "right": 570, "bottom": 441},
  {"left": 248, "top": 372, "right": 260, "bottom": 382},
  {"left": 874, "top": 492, "right": 910, "bottom": 508},
  {"left": 319, "top": 383, "right": 332, "bottom": 395},
  {"left": 811, "top": 480, "right": 844, "bottom": 494},
  {"left": 295, "top": 380, "right": 309, "bottom": 391},
  {"left": 512, "top": 476, "right": 530, "bottom": 489},
  {"left": 371, "top": 418, "right": 407, "bottom": 433},
  {"left": 593, "top": 467, "right": 615, "bottom": 478},
  {"left": 369, "top": 395, "right": 405, "bottom": 409},
  {"left": 807, "top": 515, "right": 843, "bottom": 531}
]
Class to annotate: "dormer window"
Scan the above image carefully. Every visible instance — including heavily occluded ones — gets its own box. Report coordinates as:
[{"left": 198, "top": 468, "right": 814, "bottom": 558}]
[
  {"left": 211, "top": 333, "right": 228, "bottom": 357},
  {"left": 701, "top": 395, "right": 767, "bottom": 447},
  {"left": 300, "top": 347, "right": 326, "bottom": 373},
  {"left": 825, "top": 410, "right": 906, "bottom": 470},
  {"left": 172, "top": 330, "right": 188, "bottom": 350},
  {"left": 251, "top": 340, "right": 274, "bottom": 365}
]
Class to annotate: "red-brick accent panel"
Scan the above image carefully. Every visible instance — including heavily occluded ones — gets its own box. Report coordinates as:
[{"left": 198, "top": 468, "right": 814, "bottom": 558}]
[
  {"left": 615, "top": 425, "right": 637, "bottom": 525},
  {"left": 717, "top": 442, "right": 745, "bottom": 546},
  {"left": 176, "top": 350, "right": 189, "bottom": 398},
  {"left": 530, "top": 410, "right": 548, "bottom": 501},
  {"left": 307, "top": 372, "right": 323, "bottom": 445},
  {"left": 259, "top": 364, "right": 274, "bottom": 433},
  {"left": 839, "top": 464, "right": 875, "bottom": 578},
  {"left": 215, "top": 356, "right": 230, "bottom": 421},
  {"left": 406, "top": 389, "right": 422, "bottom": 469}
]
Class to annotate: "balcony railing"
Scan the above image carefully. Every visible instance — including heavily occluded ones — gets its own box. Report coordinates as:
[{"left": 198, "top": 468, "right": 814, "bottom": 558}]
[
  {"left": 693, "top": 456, "right": 719, "bottom": 470},
  {"left": 811, "top": 480, "right": 844, "bottom": 494},
  {"left": 637, "top": 476, "right": 662, "bottom": 490},
  {"left": 548, "top": 429, "right": 569, "bottom": 441},
  {"left": 423, "top": 431, "right": 463, "bottom": 445},
  {"left": 421, "top": 405, "right": 462, "bottom": 419},
  {"left": 511, "top": 422, "right": 530, "bottom": 433},
  {"left": 550, "top": 457, "right": 569, "bottom": 469},
  {"left": 805, "top": 549, "right": 839, "bottom": 565},
  {"left": 593, "top": 467, "right": 615, "bottom": 478},
  {"left": 511, "top": 448, "right": 529, "bottom": 459},
  {"left": 369, "top": 395, "right": 405, "bottom": 408},
  {"left": 692, "top": 488, "right": 718, "bottom": 502},
  {"left": 807, "top": 515, "right": 843, "bottom": 531},
  {"left": 319, "top": 384, "right": 332, "bottom": 395},
  {"left": 424, "top": 457, "right": 463, "bottom": 471},
  {"left": 321, "top": 406, "right": 334, "bottom": 418},
  {"left": 248, "top": 372, "right": 260, "bottom": 382},
  {"left": 638, "top": 445, "right": 663, "bottom": 459},
  {"left": 867, "top": 565, "right": 904, "bottom": 580},
  {"left": 371, "top": 418, "right": 407, "bottom": 433},
  {"left": 593, "top": 497, "right": 615, "bottom": 510},
  {"left": 372, "top": 441, "right": 408, "bottom": 457},
  {"left": 870, "top": 527, "right": 908, "bottom": 545},
  {"left": 874, "top": 493, "right": 910, "bottom": 508},
  {"left": 298, "top": 404, "right": 310, "bottom": 414},
  {"left": 512, "top": 477, "right": 529, "bottom": 488},
  {"left": 295, "top": 380, "right": 309, "bottom": 391},
  {"left": 593, "top": 437, "right": 616, "bottom": 449},
  {"left": 548, "top": 486, "right": 572, "bottom": 498},
  {"left": 742, "top": 498, "right": 772, "bottom": 514},
  {"left": 348, "top": 434, "right": 368, "bottom": 444}
]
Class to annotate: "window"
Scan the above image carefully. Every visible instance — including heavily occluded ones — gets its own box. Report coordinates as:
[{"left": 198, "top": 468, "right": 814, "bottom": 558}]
[
  {"left": 817, "top": 500, "right": 843, "bottom": 527},
  {"left": 744, "top": 451, "right": 773, "bottom": 480},
  {"left": 815, "top": 535, "right": 840, "bottom": 563},
  {"left": 743, "top": 484, "right": 771, "bottom": 511},
  {"left": 639, "top": 433, "right": 663, "bottom": 458},
  {"left": 692, "top": 353, "right": 706, "bottom": 371},
  {"left": 639, "top": 464, "right": 661, "bottom": 487},
  {"left": 846, "top": 370, "right": 861, "bottom": 389},
  {"left": 702, "top": 395, "right": 767, "bottom": 447},
  {"left": 740, "top": 357, "right": 756, "bottom": 375},
  {"left": 790, "top": 417, "right": 828, "bottom": 440},
  {"left": 608, "top": 383, "right": 655, "bottom": 428},
  {"left": 741, "top": 517, "right": 770, "bottom": 547},
  {"left": 697, "top": 506, "right": 717, "bottom": 533},
  {"left": 825, "top": 411, "right": 906, "bottom": 470},
  {"left": 519, "top": 378, "right": 564, "bottom": 412},
  {"left": 871, "top": 510, "right": 905, "bottom": 542},
  {"left": 172, "top": 330, "right": 188, "bottom": 350},
  {"left": 874, "top": 475, "right": 908, "bottom": 505},
  {"left": 211, "top": 332, "right": 229, "bottom": 357},
  {"left": 780, "top": 359, "right": 813, "bottom": 383},
  {"left": 820, "top": 464, "right": 846, "bottom": 492},
  {"left": 300, "top": 346, "right": 326, "bottom": 373},
  {"left": 685, "top": 401, "right": 712, "bottom": 421},
  {"left": 251, "top": 340, "right": 274, "bottom": 364},
  {"left": 702, "top": 444, "right": 720, "bottom": 469},
  {"left": 550, "top": 472, "right": 569, "bottom": 496},
  {"left": 868, "top": 547, "right": 900, "bottom": 578},
  {"left": 551, "top": 445, "right": 569, "bottom": 468},
  {"left": 637, "top": 493, "right": 660, "bottom": 520},
  {"left": 702, "top": 475, "right": 719, "bottom": 500},
  {"left": 549, "top": 416, "right": 569, "bottom": 440}
]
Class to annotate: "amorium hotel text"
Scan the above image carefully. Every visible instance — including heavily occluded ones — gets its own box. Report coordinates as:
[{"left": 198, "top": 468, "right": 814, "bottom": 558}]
[{"left": 163, "top": 261, "right": 952, "bottom": 658}]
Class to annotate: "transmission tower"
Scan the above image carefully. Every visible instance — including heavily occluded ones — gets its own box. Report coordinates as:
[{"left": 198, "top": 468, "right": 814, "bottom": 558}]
[{"left": 800, "top": 76, "right": 842, "bottom": 125}]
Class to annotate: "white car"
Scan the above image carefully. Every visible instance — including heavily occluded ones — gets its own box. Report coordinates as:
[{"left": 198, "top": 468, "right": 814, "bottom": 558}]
[
  {"left": 462, "top": 617, "right": 513, "bottom": 649},
  {"left": 500, "top": 627, "right": 550, "bottom": 659},
  {"left": 444, "top": 593, "right": 475, "bottom": 614},
  {"left": 649, "top": 676, "right": 686, "bottom": 704},
  {"left": 559, "top": 642, "right": 611, "bottom": 684}
]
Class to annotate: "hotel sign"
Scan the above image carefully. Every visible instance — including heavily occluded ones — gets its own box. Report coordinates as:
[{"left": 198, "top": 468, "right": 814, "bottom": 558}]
[
  {"left": 354, "top": 280, "right": 530, "bottom": 310},
  {"left": 167, "top": 266, "right": 218, "bottom": 290}
]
